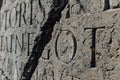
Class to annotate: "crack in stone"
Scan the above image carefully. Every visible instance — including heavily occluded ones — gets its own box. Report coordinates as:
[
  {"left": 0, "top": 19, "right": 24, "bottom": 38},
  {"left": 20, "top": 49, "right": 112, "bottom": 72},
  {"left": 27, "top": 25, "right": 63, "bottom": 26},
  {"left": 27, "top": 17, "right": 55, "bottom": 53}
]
[{"left": 20, "top": 0, "right": 68, "bottom": 80}]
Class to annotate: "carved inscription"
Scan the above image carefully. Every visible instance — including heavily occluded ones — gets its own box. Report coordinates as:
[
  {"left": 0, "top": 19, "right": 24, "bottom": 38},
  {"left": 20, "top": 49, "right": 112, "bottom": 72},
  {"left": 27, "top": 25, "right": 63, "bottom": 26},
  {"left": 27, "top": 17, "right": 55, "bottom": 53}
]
[
  {"left": 103, "top": 0, "right": 110, "bottom": 11},
  {"left": 103, "top": 0, "right": 120, "bottom": 11},
  {"left": 0, "top": 0, "right": 45, "bottom": 79},
  {"left": 0, "top": 33, "right": 35, "bottom": 56},
  {"left": 85, "top": 27, "right": 105, "bottom": 67},
  {"left": 55, "top": 30, "right": 77, "bottom": 63},
  {"left": 20, "top": 0, "right": 69, "bottom": 80},
  {"left": 0, "top": 0, "right": 45, "bottom": 31}
]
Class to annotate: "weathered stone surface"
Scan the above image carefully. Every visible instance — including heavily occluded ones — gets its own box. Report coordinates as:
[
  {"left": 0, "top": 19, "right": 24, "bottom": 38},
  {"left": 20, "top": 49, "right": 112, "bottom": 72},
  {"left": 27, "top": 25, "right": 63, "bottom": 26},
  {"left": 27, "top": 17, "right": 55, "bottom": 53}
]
[{"left": 0, "top": 0, "right": 120, "bottom": 80}]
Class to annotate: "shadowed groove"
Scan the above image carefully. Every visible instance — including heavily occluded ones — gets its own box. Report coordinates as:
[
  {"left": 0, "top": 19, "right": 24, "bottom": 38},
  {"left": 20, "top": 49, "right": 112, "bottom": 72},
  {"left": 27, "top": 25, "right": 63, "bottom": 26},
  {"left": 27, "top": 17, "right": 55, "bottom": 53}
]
[{"left": 0, "top": 0, "right": 3, "bottom": 10}]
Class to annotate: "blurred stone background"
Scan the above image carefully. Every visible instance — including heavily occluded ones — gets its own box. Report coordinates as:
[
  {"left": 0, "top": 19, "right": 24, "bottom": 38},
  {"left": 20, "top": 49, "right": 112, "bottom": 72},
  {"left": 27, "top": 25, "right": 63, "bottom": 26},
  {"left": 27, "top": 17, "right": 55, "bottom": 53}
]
[{"left": 0, "top": 0, "right": 120, "bottom": 80}]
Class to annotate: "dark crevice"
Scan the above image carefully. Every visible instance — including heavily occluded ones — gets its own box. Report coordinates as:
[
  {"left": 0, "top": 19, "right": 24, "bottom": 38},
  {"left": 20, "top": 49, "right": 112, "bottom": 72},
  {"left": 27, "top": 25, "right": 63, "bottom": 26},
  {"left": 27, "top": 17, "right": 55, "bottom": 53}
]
[
  {"left": 0, "top": 0, "right": 3, "bottom": 10},
  {"left": 20, "top": 0, "right": 68, "bottom": 80},
  {"left": 30, "top": 0, "right": 33, "bottom": 25},
  {"left": 103, "top": 0, "right": 110, "bottom": 11},
  {"left": 90, "top": 29, "right": 96, "bottom": 67}
]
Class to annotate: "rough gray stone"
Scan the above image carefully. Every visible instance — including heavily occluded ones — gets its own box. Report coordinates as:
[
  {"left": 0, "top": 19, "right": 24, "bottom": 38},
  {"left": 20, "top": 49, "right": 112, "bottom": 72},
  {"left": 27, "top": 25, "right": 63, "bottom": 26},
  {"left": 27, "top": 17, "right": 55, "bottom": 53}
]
[{"left": 0, "top": 0, "right": 120, "bottom": 80}]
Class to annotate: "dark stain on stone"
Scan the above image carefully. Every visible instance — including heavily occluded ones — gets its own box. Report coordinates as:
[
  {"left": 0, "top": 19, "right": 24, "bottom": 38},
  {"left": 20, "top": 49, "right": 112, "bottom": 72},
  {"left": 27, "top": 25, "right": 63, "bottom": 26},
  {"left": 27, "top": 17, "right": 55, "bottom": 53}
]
[{"left": 20, "top": 0, "right": 68, "bottom": 80}]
